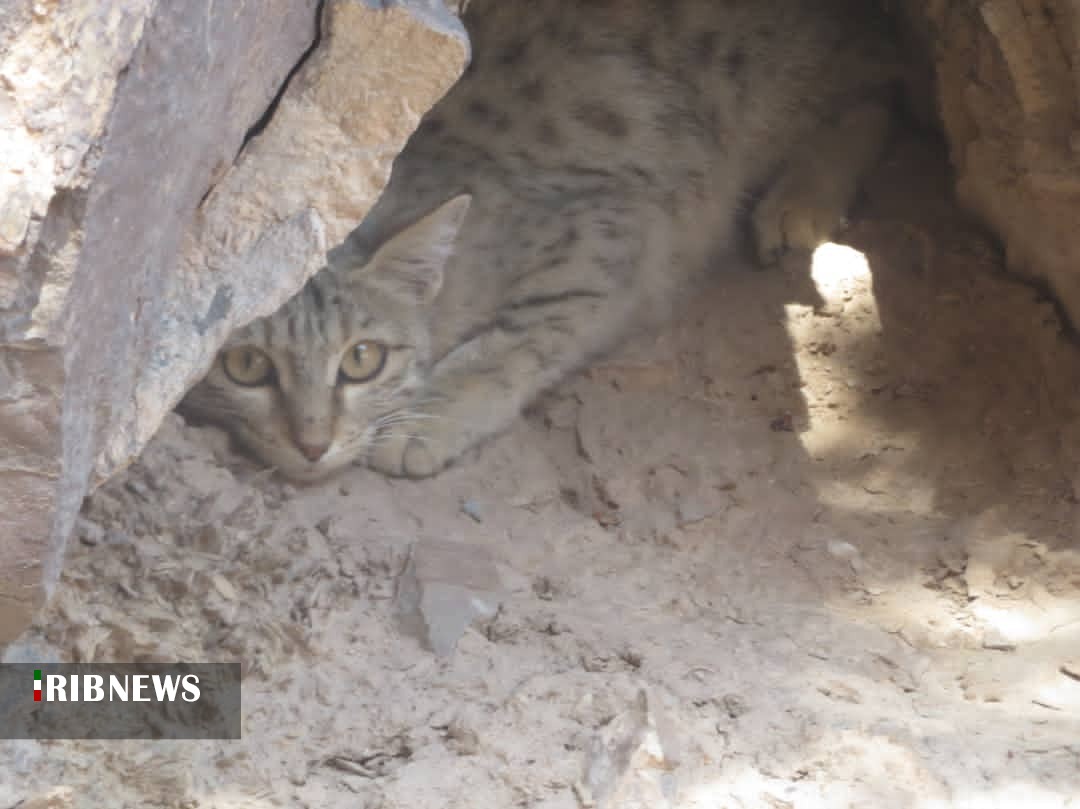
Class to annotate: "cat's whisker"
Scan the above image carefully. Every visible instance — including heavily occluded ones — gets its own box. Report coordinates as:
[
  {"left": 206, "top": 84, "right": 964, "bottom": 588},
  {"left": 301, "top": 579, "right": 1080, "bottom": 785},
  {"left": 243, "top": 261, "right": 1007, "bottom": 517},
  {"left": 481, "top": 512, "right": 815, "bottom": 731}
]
[
  {"left": 377, "top": 412, "right": 445, "bottom": 427},
  {"left": 367, "top": 432, "right": 438, "bottom": 448}
]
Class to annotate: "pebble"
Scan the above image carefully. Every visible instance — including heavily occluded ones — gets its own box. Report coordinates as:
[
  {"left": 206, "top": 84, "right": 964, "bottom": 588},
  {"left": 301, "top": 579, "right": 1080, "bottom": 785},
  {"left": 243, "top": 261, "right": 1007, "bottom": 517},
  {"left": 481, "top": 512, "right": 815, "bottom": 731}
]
[
  {"left": 460, "top": 498, "right": 483, "bottom": 523},
  {"left": 981, "top": 629, "right": 1017, "bottom": 652},
  {"left": 76, "top": 517, "right": 105, "bottom": 546},
  {"left": 827, "top": 540, "right": 859, "bottom": 560},
  {"left": 579, "top": 690, "right": 678, "bottom": 809}
]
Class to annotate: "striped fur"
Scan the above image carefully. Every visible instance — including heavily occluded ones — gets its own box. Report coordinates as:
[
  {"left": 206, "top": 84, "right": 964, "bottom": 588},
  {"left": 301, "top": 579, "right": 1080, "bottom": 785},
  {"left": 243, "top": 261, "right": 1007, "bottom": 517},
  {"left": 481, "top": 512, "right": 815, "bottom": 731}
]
[{"left": 183, "top": 0, "right": 901, "bottom": 480}]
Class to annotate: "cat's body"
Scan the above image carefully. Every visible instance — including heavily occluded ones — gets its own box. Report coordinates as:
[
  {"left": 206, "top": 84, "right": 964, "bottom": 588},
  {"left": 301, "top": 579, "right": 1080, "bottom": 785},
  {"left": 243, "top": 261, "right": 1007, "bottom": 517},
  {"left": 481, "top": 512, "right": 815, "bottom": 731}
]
[{"left": 183, "top": 0, "right": 902, "bottom": 481}]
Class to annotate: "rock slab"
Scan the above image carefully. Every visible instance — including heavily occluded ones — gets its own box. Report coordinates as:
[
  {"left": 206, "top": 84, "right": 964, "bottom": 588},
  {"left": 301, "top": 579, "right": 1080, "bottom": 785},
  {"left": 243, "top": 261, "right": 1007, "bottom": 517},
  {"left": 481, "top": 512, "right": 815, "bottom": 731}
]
[{"left": 0, "top": 0, "right": 467, "bottom": 645}]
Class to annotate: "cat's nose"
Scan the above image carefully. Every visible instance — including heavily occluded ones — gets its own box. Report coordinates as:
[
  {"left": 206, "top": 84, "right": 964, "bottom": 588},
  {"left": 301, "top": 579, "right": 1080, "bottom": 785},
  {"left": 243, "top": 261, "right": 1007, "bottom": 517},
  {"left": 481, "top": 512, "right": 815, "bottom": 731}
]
[{"left": 297, "top": 441, "right": 330, "bottom": 462}]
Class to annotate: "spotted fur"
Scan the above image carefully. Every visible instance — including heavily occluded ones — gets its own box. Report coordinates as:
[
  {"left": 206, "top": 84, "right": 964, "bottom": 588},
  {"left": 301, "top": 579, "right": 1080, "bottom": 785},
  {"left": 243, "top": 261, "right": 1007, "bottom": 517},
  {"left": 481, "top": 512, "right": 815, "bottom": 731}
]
[{"left": 183, "top": 0, "right": 901, "bottom": 480}]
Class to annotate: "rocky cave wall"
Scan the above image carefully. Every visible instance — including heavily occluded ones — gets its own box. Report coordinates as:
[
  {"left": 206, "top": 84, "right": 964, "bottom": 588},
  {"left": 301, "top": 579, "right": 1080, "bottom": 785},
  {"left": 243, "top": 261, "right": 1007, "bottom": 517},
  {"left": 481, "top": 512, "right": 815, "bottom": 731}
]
[
  {"left": 897, "top": 0, "right": 1080, "bottom": 320},
  {"left": 0, "top": 0, "right": 467, "bottom": 644},
  {"left": 0, "top": 0, "right": 1078, "bottom": 646}
]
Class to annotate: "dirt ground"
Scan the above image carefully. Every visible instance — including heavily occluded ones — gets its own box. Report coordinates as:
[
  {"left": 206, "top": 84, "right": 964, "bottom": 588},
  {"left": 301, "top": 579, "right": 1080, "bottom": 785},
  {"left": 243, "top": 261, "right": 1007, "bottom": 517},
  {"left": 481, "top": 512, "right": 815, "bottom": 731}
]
[{"left": 3, "top": 132, "right": 1080, "bottom": 808}]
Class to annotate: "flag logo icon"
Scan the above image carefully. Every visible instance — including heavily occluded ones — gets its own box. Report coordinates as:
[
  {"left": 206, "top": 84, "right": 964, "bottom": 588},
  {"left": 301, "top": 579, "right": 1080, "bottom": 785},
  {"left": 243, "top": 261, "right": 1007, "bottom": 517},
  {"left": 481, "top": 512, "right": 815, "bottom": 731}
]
[{"left": 34, "top": 669, "right": 41, "bottom": 702}]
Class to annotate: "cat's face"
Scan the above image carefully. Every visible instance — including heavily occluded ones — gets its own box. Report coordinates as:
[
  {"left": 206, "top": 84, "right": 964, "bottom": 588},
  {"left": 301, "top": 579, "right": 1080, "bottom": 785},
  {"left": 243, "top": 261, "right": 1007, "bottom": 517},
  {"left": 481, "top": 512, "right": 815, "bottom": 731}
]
[
  {"left": 181, "top": 271, "right": 431, "bottom": 481},
  {"left": 181, "top": 195, "right": 470, "bottom": 482}
]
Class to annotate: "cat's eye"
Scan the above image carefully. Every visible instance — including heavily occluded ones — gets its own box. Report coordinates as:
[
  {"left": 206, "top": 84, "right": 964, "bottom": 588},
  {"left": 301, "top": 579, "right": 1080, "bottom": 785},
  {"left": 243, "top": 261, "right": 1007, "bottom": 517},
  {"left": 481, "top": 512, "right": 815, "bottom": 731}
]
[
  {"left": 222, "top": 346, "right": 275, "bottom": 387},
  {"left": 339, "top": 340, "right": 387, "bottom": 383}
]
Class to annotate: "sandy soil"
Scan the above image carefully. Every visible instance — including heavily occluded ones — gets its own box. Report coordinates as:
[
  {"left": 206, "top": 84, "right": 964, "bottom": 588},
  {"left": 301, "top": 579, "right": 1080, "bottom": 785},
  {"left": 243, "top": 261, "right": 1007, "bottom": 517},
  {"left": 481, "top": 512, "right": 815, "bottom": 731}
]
[{"left": 3, "top": 134, "right": 1080, "bottom": 809}]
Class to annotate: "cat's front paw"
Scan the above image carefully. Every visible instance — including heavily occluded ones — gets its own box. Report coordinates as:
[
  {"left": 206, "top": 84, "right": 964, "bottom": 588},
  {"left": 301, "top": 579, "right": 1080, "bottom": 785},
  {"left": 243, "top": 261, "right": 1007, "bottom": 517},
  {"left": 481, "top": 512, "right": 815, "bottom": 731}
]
[
  {"left": 752, "top": 175, "right": 850, "bottom": 267},
  {"left": 367, "top": 428, "right": 447, "bottom": 479}
]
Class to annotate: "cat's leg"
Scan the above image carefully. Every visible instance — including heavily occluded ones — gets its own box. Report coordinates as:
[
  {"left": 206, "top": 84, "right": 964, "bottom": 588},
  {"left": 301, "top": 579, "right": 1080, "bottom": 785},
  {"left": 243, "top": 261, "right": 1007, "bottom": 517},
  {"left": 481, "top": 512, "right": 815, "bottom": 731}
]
[
  {"left": 367, "top": 209, "right": 654, "bottom": 478},
  {"left": 752, "top": 99, "right": 892, "bottom": 265}
]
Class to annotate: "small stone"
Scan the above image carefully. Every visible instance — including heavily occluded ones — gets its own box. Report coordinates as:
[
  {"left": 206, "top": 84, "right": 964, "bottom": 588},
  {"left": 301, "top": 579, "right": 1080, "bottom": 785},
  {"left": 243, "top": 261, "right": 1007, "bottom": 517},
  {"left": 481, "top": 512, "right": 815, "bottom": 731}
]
[
  {"left": 981, "top": 629, "right": 1017, "bottom": 652},
  {"left": 579, "top": 690, "right": 678, "bottom": 809},
  {"left": 287, "top": 759, "right": 308, "bottom": 787},
  {"left": 395, "top": 540, "right": 504, "bottom": 658},
  {"left": 0, "top": 184, "right": 33, "bottom": 253},
  {"left": 76, "top": 517, "right": 105, "bottom": 546},
  {"left": 675, "top": 494, "right": 714, "bottom": 527},
  {"left": 104, "top": 529, "right": 132, "bottom": 546},
  {"left": 445, "top": 716, "right": 481, "bottom": 756},
  {"left": 817, "top": 680, "right": 862, "bottom": 704},
  {"left": 210, "top": 574, "right": 237, "bottom": 601},
  {"left": 460, "top": 498, "right": 483, "bottom": 523},
  {"left": 827, "top": 540, "right": 859, "bottom": 560},
  {"left": 593, "top": 509, "right": 621, "bottom": 528},
  {"left": 120, "top": 480, "right": 146, "bottom": 501}
]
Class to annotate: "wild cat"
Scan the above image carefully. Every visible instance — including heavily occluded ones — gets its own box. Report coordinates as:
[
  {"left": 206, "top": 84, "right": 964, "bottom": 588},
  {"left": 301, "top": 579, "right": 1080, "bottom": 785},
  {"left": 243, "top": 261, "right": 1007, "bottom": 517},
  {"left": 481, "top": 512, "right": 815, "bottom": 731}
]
[{"left": 182, "top": 0, "right": 901, "bottom": 482}]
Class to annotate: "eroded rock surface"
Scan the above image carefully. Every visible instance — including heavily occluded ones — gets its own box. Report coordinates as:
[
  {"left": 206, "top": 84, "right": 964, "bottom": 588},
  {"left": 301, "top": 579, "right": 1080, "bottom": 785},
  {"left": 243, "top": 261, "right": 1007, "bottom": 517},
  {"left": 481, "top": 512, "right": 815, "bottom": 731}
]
[
  {"left": 900, "top": 0, "right": 1080, "bottom": 324},
  {"left": 0, "top": 0, "right": 466, "bottom": 644}
]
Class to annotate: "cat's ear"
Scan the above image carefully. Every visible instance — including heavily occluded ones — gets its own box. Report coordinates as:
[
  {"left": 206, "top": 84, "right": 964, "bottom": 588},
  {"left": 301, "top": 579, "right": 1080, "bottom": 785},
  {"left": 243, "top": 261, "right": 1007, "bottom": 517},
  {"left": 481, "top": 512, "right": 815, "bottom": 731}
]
[{"left": 354, "top": 194, "right": 471, "bottom": 305}]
